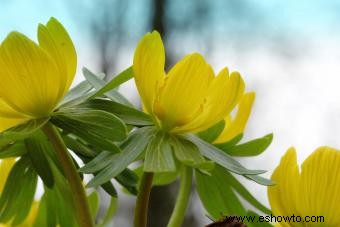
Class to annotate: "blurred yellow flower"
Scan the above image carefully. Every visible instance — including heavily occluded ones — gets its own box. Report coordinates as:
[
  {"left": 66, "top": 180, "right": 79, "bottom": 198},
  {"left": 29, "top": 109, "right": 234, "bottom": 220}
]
[
  {"left": 268, "top": 147, "right": 340, "bottom": 226},
  {"left": 0, "top": 159, "right": 38, "bottom": 227},
  {"left": 133, "top": 31, "right": 245, "bottom": 133},
  {"left": 213, "top": 92, "right": 255, "bottom": 144},
  {"left": 0, "top": 17, "right": 76, "bottom": 132}
]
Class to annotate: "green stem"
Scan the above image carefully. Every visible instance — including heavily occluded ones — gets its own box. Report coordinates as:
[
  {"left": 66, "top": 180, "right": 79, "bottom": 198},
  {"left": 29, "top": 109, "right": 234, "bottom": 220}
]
[
  {"left": 42, "top": 122, "right": 94, "bottom": 227},
  {"left": 134, "top": 172, "right": 154, "bottom": 227},
  {"left": 167, "top": 166, "right": 193, "bottom": 227}
]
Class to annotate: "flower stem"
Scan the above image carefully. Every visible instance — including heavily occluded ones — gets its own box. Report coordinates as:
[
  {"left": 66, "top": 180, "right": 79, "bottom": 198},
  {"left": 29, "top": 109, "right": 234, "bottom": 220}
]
[
  {"left": 134, "top": 172, "right": 154, "bottom": 227},
  {"left": 42, "top": 122, "right": 94, "bottom": 227},
  {"left": 167, "top": 166, "right": 193, "bottom": 227}
]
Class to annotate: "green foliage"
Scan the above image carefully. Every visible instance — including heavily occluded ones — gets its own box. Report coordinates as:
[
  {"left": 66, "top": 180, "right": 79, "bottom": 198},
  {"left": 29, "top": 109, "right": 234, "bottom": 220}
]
[
  {"left": 171, "top": 136, "right": 214, "bottom": 171},
  {"left": 144, "top": 132, "right": 176, "bottom": 172},
  {"left": 196, "top": 165, "right": 272, "bottom": 225},
  {"left": 0, "top": 156, "right": 38, "bottom": 225},
  {"left": 0, "top": 118, "right": 49, "bottom": 148},
  {"left": 115, "top": 169, "right": 139, "bottom": 195},
  {"left": 66, "top": 98, "right": 153, "bottom": 126},
  {"left": 88, "top": 191, "right": 100, "bottom": 220},
  {"left": 134, "top": 165, "right": 179, "bottom": 186},
  {"left": 184, "top": 134, "right": 269, "bottom": 179},
  {"left": 38, "top": 151, "right": 78, "bottom": 227},
  {"left": 214, "top": 133, "right": 243, "bottom": 150},
  {"left": 218, "top": 133, "right": 273, "bottom": 157},
  {"left": 222, "top": 170, "right": 271, "bottom": 214},
  {"left": 52, "top": 109, "right": 127, "bottom": 149},
  {"left": 196, "top": 166, "right": 246, "bottom": 219},
  {"left": 83, "top": 127, "right": 154, "bottom": 187},
  {"left": 98, "top": 197, "right": 118, "bottom": 227},
  {"left": 197, "top": 120, "right": 225, "bottom": 143},
  {"left": 0, "top": 142, "right": 26, "bottom": 158},
  {"left": 25, "top": 131, "right": 55, "bottom": 188},
  {"left": 83, "top": 67, "right": 132, "bottom": 105},
  {"left": 60, "top": 80, "right": 92, "bottom": 106}
]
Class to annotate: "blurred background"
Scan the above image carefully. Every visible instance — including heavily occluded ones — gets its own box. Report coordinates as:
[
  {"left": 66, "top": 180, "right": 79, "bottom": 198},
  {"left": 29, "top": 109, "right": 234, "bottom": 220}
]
[{"left": 2, "top": 0, "right": 340, "bottom": 226}]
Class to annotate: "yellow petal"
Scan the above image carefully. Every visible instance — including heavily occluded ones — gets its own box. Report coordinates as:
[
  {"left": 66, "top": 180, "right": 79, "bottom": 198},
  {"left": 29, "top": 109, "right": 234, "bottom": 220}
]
[
  {"left": 0, "top": 98, "right": 30, "bottom": 133},
  {"left": 214, "top": 92, "right": 255, "bottom": 143},
  {"left": 133, "top": 31, "right": 165, "bottom": 114},
  {"left": 0, "top": 116, "right": 29, "bottom": 133},
  {"left": 298, "top": 146, "right": 340, "bottom": 225},
  {"left": 0, "top": 32, "right": 61, "bottom": 117},
  {"left": 268, "top": 148, "right": 300, "bottom": 218},
  {"left": 0, "top": 99, "right": 28, "bottom": 119},
  {"left": 155, "top": 53, "right": 214, "bottom": 130},
  {"left": 0, "top": 158, "right": 15, "bottom": 192},
  {"left": 174, "top": 69, "right": 244, "bottom": 133},
  {"left": 38, "top": 17, "right": 77, "bottom": 99}
]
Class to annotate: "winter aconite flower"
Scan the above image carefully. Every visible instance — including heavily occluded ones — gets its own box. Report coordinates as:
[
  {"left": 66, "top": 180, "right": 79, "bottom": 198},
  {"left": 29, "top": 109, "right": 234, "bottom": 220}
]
[
  {"left": 0, "top": 17, "right": 76, "bottom": 132},
  {"left": 133, "top": 31, "right": 245, "bottom": 133},
  {"left": 213, "top": 92, "right": 255, "bottom": 144},
  {"left": 268, "top": 147, "right": 340, "bottom": 226}
]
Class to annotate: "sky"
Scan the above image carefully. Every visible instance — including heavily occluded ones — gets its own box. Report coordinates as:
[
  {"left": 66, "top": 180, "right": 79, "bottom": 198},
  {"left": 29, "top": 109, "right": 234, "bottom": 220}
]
[{"left": 2, "top": 0, "right": 340, "bottom": 224}]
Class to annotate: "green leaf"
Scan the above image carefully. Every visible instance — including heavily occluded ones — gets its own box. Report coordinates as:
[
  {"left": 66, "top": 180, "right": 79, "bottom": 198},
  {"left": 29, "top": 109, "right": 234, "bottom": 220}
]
[
  {"left": 144, "top": 132, "right": 176, "bottom": 172},
  {"left": 101, "top": 181, "right": 118, "bottom": 197},
  {"left": 185, "top": 134, "right": 265, "bottom": 176},
  {"left": 83, "top": 67, "right": 132, "bottom": 105},
  {"left": 116, "top": 168, "right": 139, "bottom": 187},
  {"left": 0, "top": 156, "right": 38, "bottom": 224},
  {"left": 60, "top": 80, "right": 92, "bottom": 106},
  {"left": 44, "top": 186, "right": 77, "bottom": 227},
  {"left": 0, "top": 141, "right": 26, "bottom": 158},
  {"left": 43, "top": 153, "right": 78, "bottom": 227},
  {"left": 223, "top": 170, "right": 272, "bottom": 214},
  {"left": 171, "top": 136, "right": 214, "bottom": 171},
  {"left": 73, "top": 149, "right": 118, "bottom": 197},
  {"left": 0, "top": 118, "right": 49, "bottom": 147},
  {"left": 134, "top": 165, "right": 179, "bottom": 186},
  {"left": 98, "top": 197, "right": 118, "bottom": 227},
  {"left": 44, "top": 190, "right": 58, "bottom": 227},
  {"left": 196, "top": 168, "right": 246, "bottom": 219},
  {"left": 115, "top": 169, "right": 139, "bottom": 195},
  {"left": 215, "top": 133, "right": 243, "bottom": 150},
  {"left": 33, "top": 195, "right": 49, "bottom": 227},
  {"left": 52, "top": 109, "right": 127, "bottom": 143},
  {"left": 25, "top": 131, "right": 55, "bottom": 188},
  {"left": 93, "top": 67, "right": 133, "bottom": 97},
  {"left": 197, "top": 120, "right": 225, "bottom": 143},
  {"left": 153, "top": 171, "right": 179, "bottom": 186},
  {"left": 70, "top": 98, "right": 153, "bottom": 126},
  {"left": 88, "top": 191, "right": 100, "bottom": 219},
  {"left": 86, "top": 127, "right": 154, "bottom": 187},
  {"left": 62, "top": 135, "right": 99, "bottom": 158},
  {"left": 80, "top": 151, "right": 120, "bottom": 173},
  {"left": 245, "top": 174, "right": 274, "bottom": 186},
  {"left": 223, "top": 134, "right": 273, "bottom": 157}
]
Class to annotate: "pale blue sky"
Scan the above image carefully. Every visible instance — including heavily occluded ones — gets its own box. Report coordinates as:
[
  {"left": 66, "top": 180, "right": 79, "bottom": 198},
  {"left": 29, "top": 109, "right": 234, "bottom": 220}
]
[{"left": 2, "top": 0, "right": 340, "bottom": 41}]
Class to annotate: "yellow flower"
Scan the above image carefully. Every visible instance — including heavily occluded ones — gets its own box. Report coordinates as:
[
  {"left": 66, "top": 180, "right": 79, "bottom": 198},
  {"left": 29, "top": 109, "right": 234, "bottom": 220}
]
[
  {"left": 213, "top": 92, "right": 255, "bottom": 144},
  {"left": 0, "top": 159, "right": 39, "bottom": 227},
  {"left": 0, "top": 18, "right": 76, "bottom": 132},
  {"left": 133, "top": 31, "right": 245, "bottom": 133},
  {"left": 268, "top": 147, "right": 340, "bottom": 226}
]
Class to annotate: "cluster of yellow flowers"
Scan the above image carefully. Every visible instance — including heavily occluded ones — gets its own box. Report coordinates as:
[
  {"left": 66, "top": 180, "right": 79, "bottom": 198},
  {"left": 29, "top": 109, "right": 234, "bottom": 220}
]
[{"left": 0, "top": 18, "right": 339, "bottom": 227}]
